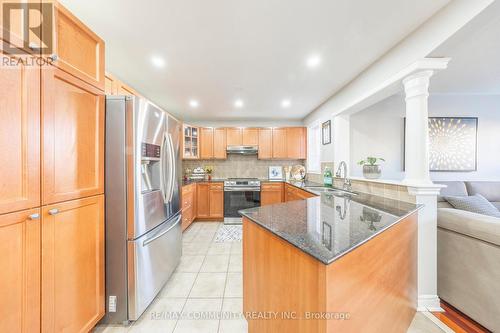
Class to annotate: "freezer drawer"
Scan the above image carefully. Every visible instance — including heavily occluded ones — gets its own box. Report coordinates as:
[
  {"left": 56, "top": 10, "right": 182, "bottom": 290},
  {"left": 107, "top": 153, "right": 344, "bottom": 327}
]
[{"left": 127, "top": 213, "right": 182, "bottom": 320}]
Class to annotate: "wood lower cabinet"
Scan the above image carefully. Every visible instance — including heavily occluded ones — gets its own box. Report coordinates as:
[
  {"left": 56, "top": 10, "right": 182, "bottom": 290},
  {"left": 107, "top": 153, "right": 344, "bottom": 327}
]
[
  {"left": 0, "top": 51, "right": 40, "bottom": 215},
  {"left": 181, "top": 184, "right": 196, "bottom": 230},
  {"left": 0, "top": 209, "right": 41, "bottom": 333},
  {"left": 41, "top": 195, "right": 104, "bottom": 333},
  {"left": 258, "top": 128, "right": 273, "bottom": 159},
  {"left": 209, "top": 183, "right": 224, "bottom": 218},
  {"left": 42, "top": 67, "right": 105, "bottom": 205},
  {"left": 196, "top": 183, "right": 210, "bottom": 218},
  {"left": 261, "top": 183, "right": 284, "bottom": 206},
  {"left": 285, "top": 184, "right": 316, "bottom": 202},
  {"left": 286, "top": 127, "right": 307, "bottom": 159},
  {"left": 48, "top": 2, "right": 105, "bottom": 90},
  {"left": 272, "top": 128, "right": 287, "bottom": 159}
]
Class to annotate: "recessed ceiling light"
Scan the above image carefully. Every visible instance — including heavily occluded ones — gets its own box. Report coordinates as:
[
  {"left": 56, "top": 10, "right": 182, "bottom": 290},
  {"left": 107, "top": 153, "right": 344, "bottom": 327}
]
[
  {"left": 306, "top": 54, "right": 321, "bottom": 68},
  {"left": 281, "top": 99, "right": 291, "bottom": 108},
  {"left": 151, "top": 56, "right": 166, "bottom": 68},
  {"left": 189, "top": 100, "right": 199, "bottom": 108},
  {"left": 234, "top": 99, "right": 244, "bottom": 108}
]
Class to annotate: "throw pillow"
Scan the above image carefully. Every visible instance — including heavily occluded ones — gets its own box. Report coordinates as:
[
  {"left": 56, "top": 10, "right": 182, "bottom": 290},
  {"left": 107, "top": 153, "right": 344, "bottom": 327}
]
[{"left": 444, "top": 194, "right": 500, "bottom": 218}]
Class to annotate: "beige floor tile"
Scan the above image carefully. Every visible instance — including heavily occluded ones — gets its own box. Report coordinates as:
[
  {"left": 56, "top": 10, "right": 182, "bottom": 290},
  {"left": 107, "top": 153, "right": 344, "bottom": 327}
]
[
  {"left": 181, "top": 298, "right": 223, "bottom": 320},
  {"left": 230, "top": 242, "right": 243, "bottom": 254},
  {"left": 190, "top": 273, "right": 227, "bottom": 298},
  {"left": 183, "top": 242, "right": 211, "bottom": 255},
  {"left": 407, "top": 312, "right": 445, "bottom": 333},
  {"left": 160, "top": 273, "right": 197, "bottom": 298},
  {"left": 172, "top": 319, "right": 219, "bottom": 333},
  {"left": 129, "top": 298, "right": 186, "bottom": 333},
  {"left": 200, "top": 255, "right": 230, "bottom": 273},
  {"left": 218, "top": 319, "right": 248, "bottom": 333},
  {"left": 228, "top": 254, "right": 242, "bottom": 272},
  {"left": 224, "top": 273, "right": 243, "bottom": 298},
  {"left": 207, "top": 243, "right": 232, "bottom": 255},
  {"left": 222, "top": 298, "right": 243, "bottom": 313},
  {"left": 176, "top": 255, "right": 205, "bottom": 273}
]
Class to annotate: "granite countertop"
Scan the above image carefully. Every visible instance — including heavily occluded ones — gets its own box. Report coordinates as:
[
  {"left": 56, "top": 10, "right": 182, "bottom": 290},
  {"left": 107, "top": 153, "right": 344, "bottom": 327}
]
[
  {"left": 182, "top": 178, "right": 226, "bottom": 186},
  {"left": 239, "top": 182, "right": 422, "bottom": 265}
]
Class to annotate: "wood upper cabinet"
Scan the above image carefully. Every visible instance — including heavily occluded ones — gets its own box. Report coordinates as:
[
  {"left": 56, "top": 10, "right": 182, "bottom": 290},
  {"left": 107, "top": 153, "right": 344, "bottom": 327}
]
[
  {"left": 214, "top": 128, "right": 227, "bottom": 159},
  {"left": 261, "top": 183, "right": 284, "bottom": 206},
  {"left": 41, "top": 195, "right": 105, "bottom": 333},
  {"left": 0, "top": 208, "right": 41, "bottom": 333},
  {"left": 104, "top": 73, "right": 116, "bottom": 95},
  {"left": 258, "top": 128, "right": 273, "bottom": 159},
  {"left": 0, "top": 52, "right": 40, "bottom": 215},
  {"left": 226, "top": 128, "right": 242, "bottom": 146},
  {"left": 196, "top": 183, "right": 210, "bottom": 218},
  {"left": 272, "top": 128, "right": 287, "bottom": 159},
  {"left": 46, "top": 3, "right": 105, "bottom": 90},
  {"left": 117, "top": 81, "right": 140, "bottom": 97},
  {"left": 286, "top": 127, "right": 307, "bottom": 159},
  {"left": 42, "top": 67, "right": 105, "bottom": 205},
  {"left": 182, "top": 124, "right": 199, "bottom": 159},
  {"left": 209, "top": 183, "right": 224, "bottom": 218},
  {"left": 200, "top": 127, "right": 214, "bottom": 159},
  {"left": 242, "top": 128, "right": 259, "bottom": 146}
]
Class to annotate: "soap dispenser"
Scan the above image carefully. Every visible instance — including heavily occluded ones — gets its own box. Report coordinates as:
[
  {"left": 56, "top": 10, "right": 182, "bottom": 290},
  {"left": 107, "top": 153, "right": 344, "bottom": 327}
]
[{"left": 323, "top": 166, "right": 333, "bottom": 187}]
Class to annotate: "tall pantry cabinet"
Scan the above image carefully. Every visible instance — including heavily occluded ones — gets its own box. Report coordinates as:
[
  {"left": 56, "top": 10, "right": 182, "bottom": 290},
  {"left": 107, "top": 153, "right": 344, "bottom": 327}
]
[{"left": 0, "top": 2, "right": 105, "bottom": 332}]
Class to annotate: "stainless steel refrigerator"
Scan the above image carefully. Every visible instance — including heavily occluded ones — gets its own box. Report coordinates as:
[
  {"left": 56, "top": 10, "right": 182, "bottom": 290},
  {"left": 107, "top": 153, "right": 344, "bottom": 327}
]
[{"left": 103, "top": 96, "right": 182, "bottom": 324}]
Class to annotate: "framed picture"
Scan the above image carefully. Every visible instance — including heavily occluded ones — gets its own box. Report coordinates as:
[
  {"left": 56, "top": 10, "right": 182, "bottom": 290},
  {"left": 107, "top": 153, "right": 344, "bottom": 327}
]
[
  {"left": 322, "top": 120, "right": 331, "bottom": 145},
  {"left": 268, "top": 166, "right": 283, "bottom": 180},
  {"left": 403, "top": 117, "right": 478, "bottom": 172}
]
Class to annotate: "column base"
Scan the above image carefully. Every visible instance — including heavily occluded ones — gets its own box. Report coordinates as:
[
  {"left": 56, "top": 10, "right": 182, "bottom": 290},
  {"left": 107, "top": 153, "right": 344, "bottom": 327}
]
[{"left": 418, "top": 295, "right": 443, "bottom": 312}]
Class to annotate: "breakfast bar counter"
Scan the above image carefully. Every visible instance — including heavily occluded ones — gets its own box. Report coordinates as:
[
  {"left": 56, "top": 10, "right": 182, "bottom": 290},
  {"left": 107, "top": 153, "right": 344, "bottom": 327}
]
[{"left": 239, "top": 189, "right": 421, "bottom": 333}]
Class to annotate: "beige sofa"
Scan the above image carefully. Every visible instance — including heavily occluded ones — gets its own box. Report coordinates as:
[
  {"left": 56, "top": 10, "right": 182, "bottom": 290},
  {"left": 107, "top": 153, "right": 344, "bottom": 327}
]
[{"left": 436, "top": 181, "right": 500, "bottom": 332}]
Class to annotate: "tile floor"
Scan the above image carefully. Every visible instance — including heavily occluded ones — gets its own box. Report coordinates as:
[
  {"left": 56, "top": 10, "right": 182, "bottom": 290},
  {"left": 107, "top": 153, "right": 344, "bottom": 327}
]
[{"left": 93, "top": 222, "right": 451, "bottom": 333}]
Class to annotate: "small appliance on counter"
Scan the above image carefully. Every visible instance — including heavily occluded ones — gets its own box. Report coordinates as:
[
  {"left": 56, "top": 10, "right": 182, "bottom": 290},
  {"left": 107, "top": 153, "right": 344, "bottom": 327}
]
[{"left": 291, "top": 165, "right": 306, "bottom": 181}]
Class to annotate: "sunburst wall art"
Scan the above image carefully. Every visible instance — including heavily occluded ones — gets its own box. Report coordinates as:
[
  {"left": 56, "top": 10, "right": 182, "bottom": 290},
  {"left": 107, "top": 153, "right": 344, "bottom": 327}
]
[{"left": 428, "top": 117, "right": 478, "bottom": 172}]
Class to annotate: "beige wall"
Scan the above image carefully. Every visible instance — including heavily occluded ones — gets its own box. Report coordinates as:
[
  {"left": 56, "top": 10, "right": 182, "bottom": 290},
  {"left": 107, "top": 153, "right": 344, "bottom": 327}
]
[{"left": 183, "top": 154, "right": 304, "bottom": 179}]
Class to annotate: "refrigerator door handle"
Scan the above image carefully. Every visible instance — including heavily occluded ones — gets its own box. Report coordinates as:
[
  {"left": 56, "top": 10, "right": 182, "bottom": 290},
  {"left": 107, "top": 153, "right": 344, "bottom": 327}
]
[
  {"left": 142, "top": 214, "right": 181, "bottom": 246},
  {"left": 167, "top": 133, "right": 176, "bottom": 203},
  {"left": 159, "top": 133, "right": 169, "bottom": 203}
]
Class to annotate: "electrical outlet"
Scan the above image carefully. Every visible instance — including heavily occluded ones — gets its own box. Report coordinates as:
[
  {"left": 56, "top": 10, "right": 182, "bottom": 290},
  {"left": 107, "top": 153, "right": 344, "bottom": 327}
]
[{"left": 108, "top": 296, "right": 117, "bottom": 313}]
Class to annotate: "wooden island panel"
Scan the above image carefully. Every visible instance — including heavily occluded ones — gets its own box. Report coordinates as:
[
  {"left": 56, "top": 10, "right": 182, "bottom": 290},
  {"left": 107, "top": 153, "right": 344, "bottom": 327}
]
[{"left": 243, "top": 213, "right": 417, "bottom": 333}]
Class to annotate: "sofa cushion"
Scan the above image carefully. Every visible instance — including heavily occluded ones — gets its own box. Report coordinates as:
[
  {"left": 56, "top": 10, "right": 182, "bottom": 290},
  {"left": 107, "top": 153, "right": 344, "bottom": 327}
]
[
  {"left": 438, "top": 208, "right": 500, "bottom": 246},
  {"left": 465, "top": 181, "right": 500, "bottom": 202},
  {"left": 435, "top": 181, "right": 468, "bottom": 202},
  {"left": 444, "top": 194, "right": 500, "bottom": 218}
]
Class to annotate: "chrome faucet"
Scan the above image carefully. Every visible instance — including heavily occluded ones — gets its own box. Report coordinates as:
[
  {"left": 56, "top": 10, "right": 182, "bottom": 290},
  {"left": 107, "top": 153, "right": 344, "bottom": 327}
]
[{"left": 336, "top": 161, "right": 352, "bottom": 191}]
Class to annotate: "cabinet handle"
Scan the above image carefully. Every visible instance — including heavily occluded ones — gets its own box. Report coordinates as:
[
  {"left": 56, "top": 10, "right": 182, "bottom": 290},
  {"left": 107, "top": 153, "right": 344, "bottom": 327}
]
[
  {"left": 48, "top": 208, "right": 59, "bottom": 215},
  {"left": 28, "top": 213, "right": 40, "bottom": 220},
  {"left": 49, "top": 54, "right": 58, "bottom": 61}
]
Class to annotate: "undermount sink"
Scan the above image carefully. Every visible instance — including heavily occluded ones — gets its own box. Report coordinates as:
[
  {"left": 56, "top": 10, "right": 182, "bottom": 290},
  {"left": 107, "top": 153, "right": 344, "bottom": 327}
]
[{"left": 304, "top": 186, "right": 357, "bottom": 197}]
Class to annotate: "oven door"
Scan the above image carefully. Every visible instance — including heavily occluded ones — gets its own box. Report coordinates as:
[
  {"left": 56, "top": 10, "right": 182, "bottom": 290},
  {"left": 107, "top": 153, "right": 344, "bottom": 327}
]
[{"left": 224, "top": 187, "right": 261, "bottom": 223}]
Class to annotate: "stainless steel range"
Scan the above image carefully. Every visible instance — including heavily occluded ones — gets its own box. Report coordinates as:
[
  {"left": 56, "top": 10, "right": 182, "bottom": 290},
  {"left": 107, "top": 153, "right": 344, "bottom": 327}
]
[{"left": 224, "top": 178, "right": 261, "bottom": 224}]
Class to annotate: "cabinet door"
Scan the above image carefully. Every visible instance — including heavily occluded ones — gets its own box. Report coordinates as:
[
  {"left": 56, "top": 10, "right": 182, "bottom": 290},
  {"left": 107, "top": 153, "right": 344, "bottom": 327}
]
[
  {"left": 0, "top": 52, "right": 40, "bottom": 214},
  {"left": 41, "top": 195, "right": 104, "bottom": 333},
  {"left": 117, "top": 81, "right": 140, "bottom": 97},
  {"left": 272, "top": 128, "right": 287, "bottom": 159},
  {"left": 226, "top": 128, "right": 242, "bottom": 146},
  {"left": 213, "top": 128, "right": 227, "bottom": 159},
  {"left": 196, "top": 183, "right": 210, "bottom": 218},
  {"left": 42, "top": 67, "right": 105, "bottom": 205},
  {"left": 258, "top": 128, "right": 273, "bottom": 159},
  {"left": 104, "top": 73, "right": 117, "bottom": 95},
  {"left": 0, "top": 209, "right": 41, "bottom": 333},
  {"left": 48, "top": 2, "right": 105, "bottom": 90},
  {"left": 209, "top": 183, "right": 224, "bottom": 218},
  {"left": 286, "top": 127, "right": 307, "bottom": 159},
  {"left": 261, "top": 183, "right": 284, "bottom": 206},
  {"left": 242, "top": 128, "right": 259, "bottom": 146},
  {"left": 200, "top": 127, "right": 214, "bottom": 159}
]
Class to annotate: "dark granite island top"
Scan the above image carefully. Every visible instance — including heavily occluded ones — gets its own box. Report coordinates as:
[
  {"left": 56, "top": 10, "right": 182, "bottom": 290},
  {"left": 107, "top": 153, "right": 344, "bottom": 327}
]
[{"left": 239, "top": 188, "right": 421, "bottom": 265}]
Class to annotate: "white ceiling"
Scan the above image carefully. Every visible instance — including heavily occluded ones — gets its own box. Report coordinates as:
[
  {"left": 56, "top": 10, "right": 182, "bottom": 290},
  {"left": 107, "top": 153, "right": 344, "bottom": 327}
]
[
  {"left": 60, "top": 0, "right": 449, "bottom": 121},
  {"left": 430, "top": 1, "right": 500, "bottom": 95}
]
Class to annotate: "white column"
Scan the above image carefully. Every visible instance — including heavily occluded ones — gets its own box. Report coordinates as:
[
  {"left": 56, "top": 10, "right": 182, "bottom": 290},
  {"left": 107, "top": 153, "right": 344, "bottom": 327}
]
[
  {"left": 403, "top": 70, "right": 434, "bottom": 185},
  {"left": 402, "top": 69, "right": 446, "bottom": 312}
]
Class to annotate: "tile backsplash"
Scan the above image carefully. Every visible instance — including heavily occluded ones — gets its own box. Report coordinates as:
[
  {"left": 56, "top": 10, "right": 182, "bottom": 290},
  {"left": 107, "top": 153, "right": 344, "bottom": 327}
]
[{"left": 183, "top": 154, "right": 304, "bottom": 179}]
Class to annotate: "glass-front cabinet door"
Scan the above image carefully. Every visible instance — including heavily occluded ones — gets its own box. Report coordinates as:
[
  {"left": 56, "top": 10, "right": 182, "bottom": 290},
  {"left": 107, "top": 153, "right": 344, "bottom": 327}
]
[{"left": 182, "top": 124, "right": 199, "bottom": 159}]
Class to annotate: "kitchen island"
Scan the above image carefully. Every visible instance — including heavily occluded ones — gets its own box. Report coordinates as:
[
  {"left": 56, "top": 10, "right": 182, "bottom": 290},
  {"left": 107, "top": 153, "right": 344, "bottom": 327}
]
[{"left": 240, "top": 187, "right": 421, "bottom": 333}]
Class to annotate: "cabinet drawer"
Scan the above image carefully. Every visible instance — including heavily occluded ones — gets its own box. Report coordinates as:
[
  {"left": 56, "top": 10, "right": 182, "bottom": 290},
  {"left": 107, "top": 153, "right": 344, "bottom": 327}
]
[
  {"left": 182, "top": 191, "right": 194, "bottom": 209},
  {"left": 209, "top": 183, "right": 223, "bottom": 191},
  {"left": 262, "top": 183, "right": 283, "bottom": 191}
]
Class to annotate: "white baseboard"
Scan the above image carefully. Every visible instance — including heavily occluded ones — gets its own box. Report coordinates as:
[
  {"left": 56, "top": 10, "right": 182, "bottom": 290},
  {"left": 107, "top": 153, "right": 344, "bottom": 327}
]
[{"left": 418, "top": 295, "right": 443, "bottom": 312}]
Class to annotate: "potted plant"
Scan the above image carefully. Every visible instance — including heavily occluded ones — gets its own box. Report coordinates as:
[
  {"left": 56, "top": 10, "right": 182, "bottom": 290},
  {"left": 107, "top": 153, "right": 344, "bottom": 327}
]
[
  {"left": 204, "top": 166, "right": 213, "bottom": 180},
  {"left": 358, "top": 157, "right": 385, "bottom": 179}
]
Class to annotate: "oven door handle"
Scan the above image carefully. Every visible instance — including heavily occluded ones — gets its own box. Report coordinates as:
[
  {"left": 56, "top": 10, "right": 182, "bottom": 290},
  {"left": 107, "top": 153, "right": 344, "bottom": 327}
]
[{"left": 224, "top": 187, "right": 261, "bottom": 192}]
